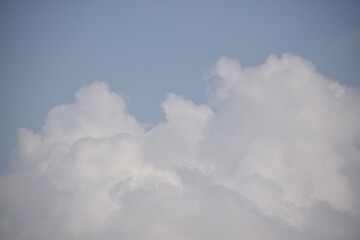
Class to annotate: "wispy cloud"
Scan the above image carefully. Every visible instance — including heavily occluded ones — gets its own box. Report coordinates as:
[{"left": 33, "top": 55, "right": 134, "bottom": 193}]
[{"left": 340, "top": 28, "right": 360, "bottom": 46}]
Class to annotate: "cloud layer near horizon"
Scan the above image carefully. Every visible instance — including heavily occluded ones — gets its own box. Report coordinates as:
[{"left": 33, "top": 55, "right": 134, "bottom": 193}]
[{"left": 1, "top": 54, "right": 360, "bottom": 239}]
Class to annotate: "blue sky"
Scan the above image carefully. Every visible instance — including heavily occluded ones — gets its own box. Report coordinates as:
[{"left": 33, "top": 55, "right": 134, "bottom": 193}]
[
  {"left": 1, "top": 1, "right": 360, "bottom": 239},
  {"left": 1, "top": 1, "right": 359, "bottom": 168}
]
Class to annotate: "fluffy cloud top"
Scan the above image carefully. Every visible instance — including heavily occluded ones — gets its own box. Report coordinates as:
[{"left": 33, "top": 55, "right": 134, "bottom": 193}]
[{"left": 1, "top": 54, "right": 360, "bottom": 240}]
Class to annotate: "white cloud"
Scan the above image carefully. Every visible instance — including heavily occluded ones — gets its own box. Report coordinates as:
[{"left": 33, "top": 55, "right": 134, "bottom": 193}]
[{"left": 1, "top": 54, "right": 360, "bottom": 239}]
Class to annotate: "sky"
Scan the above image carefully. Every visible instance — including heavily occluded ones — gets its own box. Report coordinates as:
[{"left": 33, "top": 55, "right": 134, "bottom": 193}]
[{"left": 0, "top": 1, "right": 360, "bottom": 239}]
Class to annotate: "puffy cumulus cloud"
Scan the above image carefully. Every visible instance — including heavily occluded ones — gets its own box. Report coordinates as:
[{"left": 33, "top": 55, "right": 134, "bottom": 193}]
[
  {"left": 204, "top": 54, "right": 360, "bottom": 227},
  {"left": 0, "top": 82, "right": 182, "bottom": 240},
  {"left": 1, "top": 54, "right": 360, "bottom": 239}
]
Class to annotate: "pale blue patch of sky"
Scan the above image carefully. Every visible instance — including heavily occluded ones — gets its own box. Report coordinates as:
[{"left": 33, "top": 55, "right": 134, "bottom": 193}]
[{"left": 0, "top": 0, "right": 359, "bottom": 171}]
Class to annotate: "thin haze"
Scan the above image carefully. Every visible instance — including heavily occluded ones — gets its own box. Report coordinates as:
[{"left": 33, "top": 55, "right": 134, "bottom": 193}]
[{"left": 0, "top": 1, "right": 360, "bottom": 239}]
